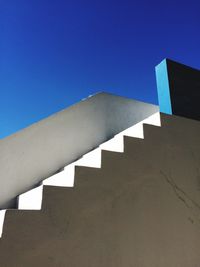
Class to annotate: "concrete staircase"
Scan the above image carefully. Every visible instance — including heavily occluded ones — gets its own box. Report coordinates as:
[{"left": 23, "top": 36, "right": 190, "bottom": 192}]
[
  {"left": 0, "top": 112, "right": 200, "bottom": 266},
  {"left": 0, "top": 112, "right": 160, "bottom": 237}
]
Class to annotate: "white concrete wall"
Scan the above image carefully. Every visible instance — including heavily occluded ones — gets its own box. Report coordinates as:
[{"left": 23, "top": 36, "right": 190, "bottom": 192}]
[{"left": 0, "top": 93, "right": 158, "bottom": 208}]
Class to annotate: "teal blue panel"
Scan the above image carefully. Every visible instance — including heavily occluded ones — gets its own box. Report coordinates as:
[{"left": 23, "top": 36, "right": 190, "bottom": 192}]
[{"left": 155, "top": 59, "right": 172, "bottom": 114}]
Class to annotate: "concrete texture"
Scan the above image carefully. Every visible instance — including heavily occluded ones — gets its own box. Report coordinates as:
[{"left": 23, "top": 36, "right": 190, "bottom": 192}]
[
  {"left": 0, "top": 93, "right": 158, "bottom": 208},
  {"left": 0, "top": 113, "right": 200, "bottom": 266}
]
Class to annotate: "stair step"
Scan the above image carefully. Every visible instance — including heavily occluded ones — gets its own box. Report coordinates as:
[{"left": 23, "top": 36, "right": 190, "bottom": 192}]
[
  {"left": 2, "top": 112, "right": 161, "bottom": 237},
  {"left": 102, "top": 137, "right": 144, "bottom": 168},
  {"left": 73, "top": 165, "right": 103, "bottom": 188},
  {"left": 43, "top": 165, "right": 75, "bottom": 187},
  {"left": 100, "top": 148, "right": 126, "bottom": 169},
  {"left": 1, "top": 209, "right": 45, "bottom": 240},
  {"left": 16, "top": 112, "right": 161, "bottom": 212},
  {"left": 0, "top": 210, "right": 6, "bottom": 238},
  {"left": 3, "top": 164, "right": 200, "bottom": 266},
  {"left": 41, "top": 185, "right": 76, "bottom": 213},
  {"left": 17, "top": 185, "right": 43, "bottom": 210},
  {"left": 100, "top": 134, "right": 124, "bottom": 152},
  {"left": 1, "top": 113, "right": 200, "bottom": 266}
]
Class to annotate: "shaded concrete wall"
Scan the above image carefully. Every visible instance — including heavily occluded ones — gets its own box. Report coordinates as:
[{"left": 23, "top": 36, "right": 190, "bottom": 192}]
[
  {"left": 156, "top": 58, "right": 200, "bottom": 120},
  {"left": 1, "top": 113, "right": 200, "bottom": 266},
  {"left": 0, "top": 92, "right": 158, "bottom": 208}
]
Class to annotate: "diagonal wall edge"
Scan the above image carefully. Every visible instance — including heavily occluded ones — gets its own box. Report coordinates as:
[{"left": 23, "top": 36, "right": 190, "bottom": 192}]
[{"left": 0, "top": 92, "right": 158, "bottom": 209}]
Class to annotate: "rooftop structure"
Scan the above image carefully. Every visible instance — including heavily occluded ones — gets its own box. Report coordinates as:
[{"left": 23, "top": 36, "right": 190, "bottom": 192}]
[{"left": 0, "top": 59, "right": 200, "bottom": 266}]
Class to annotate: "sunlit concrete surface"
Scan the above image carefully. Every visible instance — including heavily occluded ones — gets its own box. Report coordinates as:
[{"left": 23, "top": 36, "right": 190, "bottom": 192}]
[
  {"left": 76, "top": 148, "right": 102, "bottom": 168},
  {"left": 0, "top": 210, "right": 6, "bottom": 238},
  {"left": 43, "top": 165, "right": 75, "bottom": 187},
  {"left": 17, "top": 185, "right": 43, "bottom": 210}
]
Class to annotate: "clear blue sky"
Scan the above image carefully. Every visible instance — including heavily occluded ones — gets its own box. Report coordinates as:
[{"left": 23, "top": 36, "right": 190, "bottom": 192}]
[{"left": 1, "top": 0, "right": 200, "bottom": 138}]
